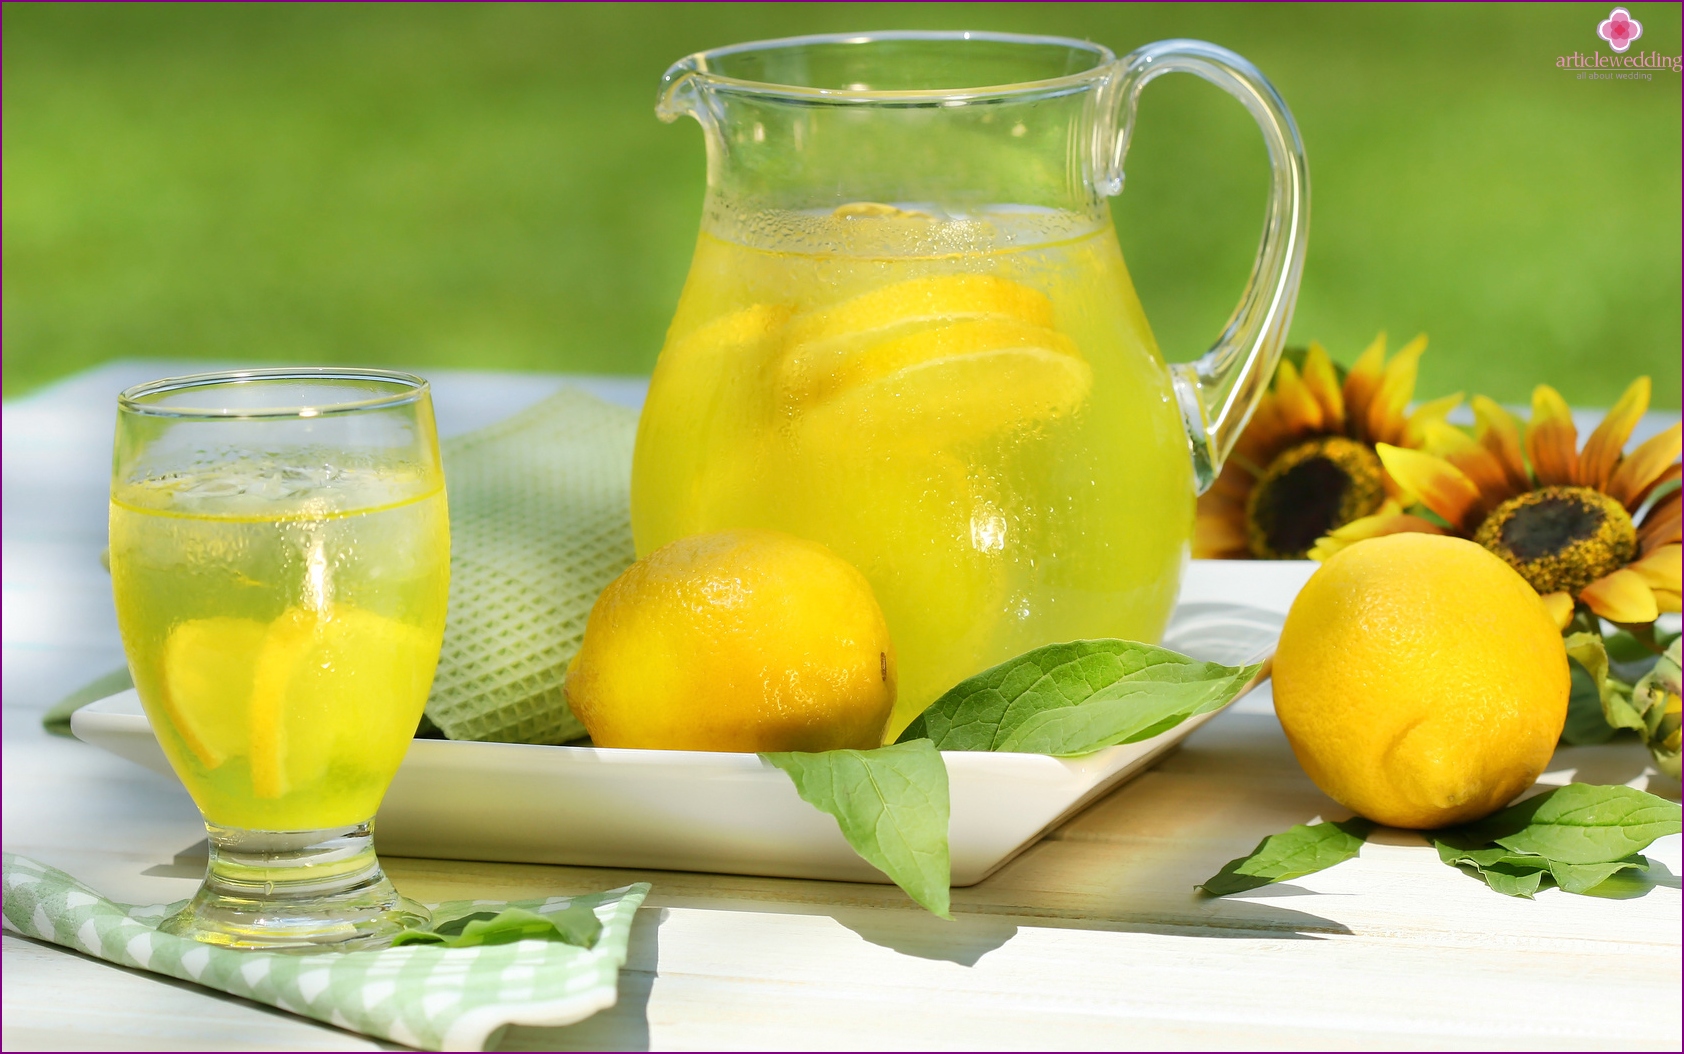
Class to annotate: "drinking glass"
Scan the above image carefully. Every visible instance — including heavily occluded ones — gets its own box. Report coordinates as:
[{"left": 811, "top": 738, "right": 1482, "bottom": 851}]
[{"left": 109, "top": 368, "right": 451, "bottom": 950}]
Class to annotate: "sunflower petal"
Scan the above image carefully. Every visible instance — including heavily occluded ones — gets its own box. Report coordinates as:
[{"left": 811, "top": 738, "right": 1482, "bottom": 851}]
[
  {"left": 1301, "top": 342, "right": 1346, "bottom": 433},
  {"left": 1272, "top": 358, "right": 1325, "bottom": 434},
  {"left": 1577, "top": 376, "right": 1651, "bottom": 491},
  {"left": 1342, "top": 333, "right": 1387, "bottom": 442},
  {"left": 1628, "top": 544, "right": 1682, "bottom": 595},
  {"left": 1402, "top": 392, "right": 1464, "bottom": 448},
  {"left": 1538, "top": 591, "right": 1575, "bottom": 630},
  {"left": 1366, "top": 334, "right": 1428, "bottom": 445},
  {"left": 1579, "top": 568, "right": 1659, "bottom": 624},
  {"left": 1232, "top": 394, "right": 1288, "bottom": 474},
  {"left": 1207, "top": 460, "right": 1257, "bottom": 503},
  {"left": 1640, "top": 490, "right": 1682, "bottom": 553},
  {"left": 1654, "top": 589, "right": 1682, "bottom": 615},
  {"left": 1418, "top": 420, "right": 1516, "bottom": 510},
  {"left": 1526, "top": 385, "right": 1579, "bottom": 486},
  {"left": 1194, "top": 511, "right": 1250, "bottom": 559},
  {"left": 1376, "top": 443, "right": 1482, "bottom": 530},
  {"left": 1632, "top": 462, "right": 1682, "bottom": 515},
  {"left": 1306, "top": 501, "right": 1448, "bottom": 562},
  {"left": 1606, "top": 421, "right": 1683, "bottom": 509},
  {"left": 1471, "top": 395, "right": 1531, "bottom": 492}
]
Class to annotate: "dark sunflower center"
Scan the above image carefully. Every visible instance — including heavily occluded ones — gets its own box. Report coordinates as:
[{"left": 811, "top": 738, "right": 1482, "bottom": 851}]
[
  {"left": 1472, "top": 485, "right": 1637, "bottom": 596},
  {"left": 1245, "top": 437, "right": 1386, "bottom": 559},
  {"left": 1500, "top": 495, "right": 1605, "bottom": 560}
]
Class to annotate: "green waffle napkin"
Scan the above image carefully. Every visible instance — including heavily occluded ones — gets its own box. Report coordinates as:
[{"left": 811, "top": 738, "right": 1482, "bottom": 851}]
[
  {"left": 2, "top": 853, "right": 650, "bottom": 1052},
  {"left": 424, "top": 387, "right": 637, "bottom": 744}
]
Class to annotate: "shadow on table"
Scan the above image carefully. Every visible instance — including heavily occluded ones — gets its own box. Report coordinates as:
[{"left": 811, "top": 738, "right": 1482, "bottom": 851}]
[
  {"left": 820, "top": 890, "right": 1353, "bottom": 966},
  {"left": 496, "top": 907, "right": 660, "bottom": 1052},
  {"left": 830, "top": 907, "right": 1020, "bottom": 966}
]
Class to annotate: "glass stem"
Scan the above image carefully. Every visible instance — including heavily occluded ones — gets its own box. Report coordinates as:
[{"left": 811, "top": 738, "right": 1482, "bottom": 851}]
[{"left": 161, "top": 821, "right": 427, "bottom": 950}]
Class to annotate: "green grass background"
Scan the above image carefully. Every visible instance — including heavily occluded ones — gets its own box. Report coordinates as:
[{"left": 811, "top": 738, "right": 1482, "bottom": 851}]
[{"left": 4, "top": 2, "right": 1680, "bottom": 405}]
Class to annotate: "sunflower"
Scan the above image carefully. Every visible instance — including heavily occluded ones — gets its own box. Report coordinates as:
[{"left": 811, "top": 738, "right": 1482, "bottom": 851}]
[
  {"left": 1312, "top": 377, "right": 1682, "bottom": 627},
  {"left": 1195, "top": 334, "right": 1462, "bottom": 559}
]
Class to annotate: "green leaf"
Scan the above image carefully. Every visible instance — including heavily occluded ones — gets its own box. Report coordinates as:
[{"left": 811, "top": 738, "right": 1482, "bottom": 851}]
[
  {"left": 1432, "top": 840, "right": 1543, "bottom": 870},
  {"left": 1564, "top": 631, "right": 1644, "bottom": 737},
  {"left": 1433, "top": 840, "right": 1553, "bottom": 897},
  {"left": 1548, "top": 855, "right": 1648, "bottom": 894},
  {"left": 1448, "top": 784, "right": 1682, "bottom": 866},
  {"left": 1199, "top": 818, "right": 1375, "bottom": 896},
  {"left": 1631, "top": 638, "right": 1682, "bottom": 780},
  {"left": 1604, "top": 629, "right": 1663, "bottom": 684},
  {"left": 391, "top": 904, "right": 603, "bottom": 949},
  {"left": 762, "top": 740, "right": 951, "bottom": 918},
  {"left": 1562, "top": 659, "right": 1619, "bottom": 745},
  {"left": 899, "top": 639, "right": 1260, "bottom": 757},
  {"left": 1474, "top": 861, "right": 1550, "bottom": 899}
]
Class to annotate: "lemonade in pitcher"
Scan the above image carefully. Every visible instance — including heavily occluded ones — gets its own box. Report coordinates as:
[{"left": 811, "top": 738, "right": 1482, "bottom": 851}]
[
  {"left": 633, "top": 208, "right": 1194, "bottom": 735},
  {"left": 635, "top": 33, "right": 1306, "bottom": 739},
  {"left": 111, "top": 461, "right": 450, "bottom": 831}
]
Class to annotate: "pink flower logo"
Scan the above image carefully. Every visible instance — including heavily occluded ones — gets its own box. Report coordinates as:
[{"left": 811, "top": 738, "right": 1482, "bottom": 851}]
[{"left": 1597, "top": 7, "right": 1644, "bottom": 53}]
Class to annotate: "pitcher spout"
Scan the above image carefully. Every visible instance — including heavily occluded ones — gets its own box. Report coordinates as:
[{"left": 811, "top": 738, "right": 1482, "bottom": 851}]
[{"left": 656, "top": 57, "right": 704, "bottom": 124}]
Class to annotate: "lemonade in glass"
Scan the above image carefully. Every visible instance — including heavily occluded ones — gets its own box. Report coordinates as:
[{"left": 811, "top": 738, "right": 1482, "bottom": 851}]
[{"left": 110, "top": 369, "right": 449, "bottom": 949}]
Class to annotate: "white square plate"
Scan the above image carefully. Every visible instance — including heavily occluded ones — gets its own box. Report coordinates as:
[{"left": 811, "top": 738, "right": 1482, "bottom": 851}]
[{"left": 73, "top": 562, "right": 1314, "bottom": 885}]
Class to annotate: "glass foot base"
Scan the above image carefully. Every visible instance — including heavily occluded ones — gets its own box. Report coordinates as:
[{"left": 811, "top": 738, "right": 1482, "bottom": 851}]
[{"left": 160, "top": 821, "right": 427, "bottom": 951}]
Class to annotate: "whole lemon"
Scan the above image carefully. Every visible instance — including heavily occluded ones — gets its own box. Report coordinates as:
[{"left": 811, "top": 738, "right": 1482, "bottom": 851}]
[
  {"left": 1273, "top": 533, "right": 1569, "bottom": 828},
  {"left": 565, "top": 529, "right": 896, "bottom": 751}
]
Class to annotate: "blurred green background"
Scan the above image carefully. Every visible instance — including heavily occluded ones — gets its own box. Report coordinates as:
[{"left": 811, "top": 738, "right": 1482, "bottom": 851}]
[{"left": 4, "top": 2, "right": 1680, "bottom": 405}]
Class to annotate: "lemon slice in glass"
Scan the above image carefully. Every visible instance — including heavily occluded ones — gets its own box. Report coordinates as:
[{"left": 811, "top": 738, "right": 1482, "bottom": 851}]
[
  {"left": 248, "top": 606, "right": 433, "bottom": 800},
  {"left": 161, "top": 617, "right": 266, "bottom": 769}
]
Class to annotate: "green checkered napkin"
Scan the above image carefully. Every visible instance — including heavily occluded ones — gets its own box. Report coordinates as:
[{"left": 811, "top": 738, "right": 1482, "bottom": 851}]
[{"left": 2, "top": 853, "right": 650, "bottom": 1052}]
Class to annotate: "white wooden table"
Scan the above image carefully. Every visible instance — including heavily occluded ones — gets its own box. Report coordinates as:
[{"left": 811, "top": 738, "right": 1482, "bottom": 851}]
[{"left": 5, "top": 362, "right": 1680, "bottom": 1051}]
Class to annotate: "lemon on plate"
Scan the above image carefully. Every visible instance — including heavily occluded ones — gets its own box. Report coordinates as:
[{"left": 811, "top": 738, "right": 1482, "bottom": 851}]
[
  {"left": 565, "top": 528, "right": 896, "bottom": 751},
  {"left": 1273, "top": 532, "right": 1570, "bottom": 829}
]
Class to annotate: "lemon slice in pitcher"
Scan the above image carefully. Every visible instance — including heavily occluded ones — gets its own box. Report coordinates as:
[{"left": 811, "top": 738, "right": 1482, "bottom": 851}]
[
  {"left": 783, "top": 274, "right": 1054, "bottom": 347},
  {"left": 160, "top": 616, "right": 266, "bottom": 769},
  {"left": 779, "top": 274, "right": 1091, "bottom": 442},
  {"left": 248, "top": 605, "right": 434, "bottom": 800}
]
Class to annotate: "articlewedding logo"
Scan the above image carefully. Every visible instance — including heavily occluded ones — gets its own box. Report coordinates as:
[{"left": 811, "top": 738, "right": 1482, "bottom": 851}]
[
  {"left": 1555, "top": 6, "right": 1680, "bottom": 76},
  {"left": 1598, "top": 7, "right": 1643, "bottom": 53}
]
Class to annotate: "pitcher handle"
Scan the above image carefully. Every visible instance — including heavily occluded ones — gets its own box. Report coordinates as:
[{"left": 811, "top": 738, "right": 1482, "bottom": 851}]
[{"left": 1102, "top": 40, "right": 1309, "bottom": 493}]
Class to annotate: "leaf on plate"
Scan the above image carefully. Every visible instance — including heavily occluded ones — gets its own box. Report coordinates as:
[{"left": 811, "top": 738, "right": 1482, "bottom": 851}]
[
  {"left": 762, "top": 739, "right": 952, "bottom": 918},
  {"left": 1200, "top": 817, "right": 1376, "bottom": 896},
  {"left": 899, "top": 639, "right": 1261, "bottom": 757},
  {"left": 391, "top": 903, "right": 603, "bottom": 949}
]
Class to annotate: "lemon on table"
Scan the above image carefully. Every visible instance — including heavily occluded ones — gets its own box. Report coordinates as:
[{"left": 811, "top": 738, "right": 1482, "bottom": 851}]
[
  {"left": 565, "top": 528, "right": 896, "bottom": 751},
  {"left": 1273, "top": 533, "right": 1570, "bottom": 829}
]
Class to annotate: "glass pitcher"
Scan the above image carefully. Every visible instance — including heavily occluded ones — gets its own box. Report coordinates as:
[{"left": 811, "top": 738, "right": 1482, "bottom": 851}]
[{"left": 631, "top": 31, "right": 1307, "bottom": 738}]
